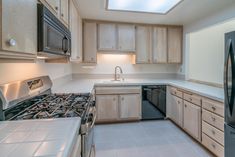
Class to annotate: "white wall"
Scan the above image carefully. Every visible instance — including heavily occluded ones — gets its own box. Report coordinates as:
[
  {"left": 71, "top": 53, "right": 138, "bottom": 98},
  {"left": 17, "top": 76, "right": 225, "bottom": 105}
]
[
  {"left": 188, "top": 19, "right": 235, "bottom": 85},
  {"left": 181, "top": 4, "right": 235, "bottom": 85},
  {"left": 72, "top": 54, "right": 181, "bottom": 74},
  {"left": 0, "top": 60, "right": 72, "bottom": 84}
]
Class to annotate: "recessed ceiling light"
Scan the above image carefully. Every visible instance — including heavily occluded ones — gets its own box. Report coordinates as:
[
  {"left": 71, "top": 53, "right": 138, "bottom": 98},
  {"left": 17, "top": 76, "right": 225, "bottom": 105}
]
[{"left": 107, "top": 0, "right": 183, "bottom": 14}]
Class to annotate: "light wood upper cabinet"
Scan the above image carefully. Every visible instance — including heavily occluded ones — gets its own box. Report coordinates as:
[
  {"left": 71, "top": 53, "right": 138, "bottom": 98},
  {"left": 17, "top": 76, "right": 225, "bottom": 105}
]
[
  {"left": 167, "top": 27, "right": 182, "bottom": 63},
  {"left": 41, "top": 0, "right": 69, "bottom": 28},
  {"left": 119, "top": 94, "right": 141, "bottom": 120},
  {"left": 117, "top": 25, "right": 136, "bottom": 52},
  {"left": 0, "top": 0, "right": 37, "bottom": 59},
  {"left": 70, "top": 0, "right": 82, "bottom": 62},
  {"left": 96, "top": 95, "right": 119, "bottom": 121},
  {"left": 43, "top": 0, "right": 60, "bottom": 16},
  {"left": 98, "top": 23, "right": 117, "bottom": 51},
  {"left": 152, "top": 27, "right": 167, "bottom": 63},
  {"left": 183, "top": 101, "right": 201, "bottom": 141},
  {"left": 83, "top": 22, "right": 97, "bottom": 63},
  {"left": 60, "top": 0, "right": 69, "bottom": 26},
  {"left": 136, "top": 26, "right": 151, "bottom": 63}
]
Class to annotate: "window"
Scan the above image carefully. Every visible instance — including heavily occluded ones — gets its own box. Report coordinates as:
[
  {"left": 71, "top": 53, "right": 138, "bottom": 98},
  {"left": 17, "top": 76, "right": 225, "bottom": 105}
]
[{"left": 107, "top": 0, "right": 183, "bottom": 14}]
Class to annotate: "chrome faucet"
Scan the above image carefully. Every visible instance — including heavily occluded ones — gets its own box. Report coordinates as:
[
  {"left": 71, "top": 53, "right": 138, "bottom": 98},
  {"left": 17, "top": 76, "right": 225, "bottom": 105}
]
[{"left": 114, "top": 66, "right": 123, "bottom": 81}]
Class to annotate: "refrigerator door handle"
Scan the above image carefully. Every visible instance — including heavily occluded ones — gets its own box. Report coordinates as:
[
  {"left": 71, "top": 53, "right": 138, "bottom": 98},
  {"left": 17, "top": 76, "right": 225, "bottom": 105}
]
[{"left": 224, "top": 39, "right": 235, "bottom": 116}]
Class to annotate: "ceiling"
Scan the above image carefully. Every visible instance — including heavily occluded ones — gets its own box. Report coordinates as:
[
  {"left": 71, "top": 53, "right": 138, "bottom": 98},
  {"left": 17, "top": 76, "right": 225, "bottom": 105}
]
[{"left": 76, "top": 0, "right": 235, "bottom": 25}]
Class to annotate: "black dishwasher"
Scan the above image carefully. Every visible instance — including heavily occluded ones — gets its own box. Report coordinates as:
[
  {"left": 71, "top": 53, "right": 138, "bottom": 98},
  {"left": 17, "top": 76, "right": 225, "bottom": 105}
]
[{"left": 142, "top": 85, "right": 166, "bottom": 120}]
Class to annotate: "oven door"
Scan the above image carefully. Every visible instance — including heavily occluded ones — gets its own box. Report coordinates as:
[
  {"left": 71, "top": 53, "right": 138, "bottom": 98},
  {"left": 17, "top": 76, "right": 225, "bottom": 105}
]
[{"left": 82, "top": 107, "right": 96, "bottom": 157}]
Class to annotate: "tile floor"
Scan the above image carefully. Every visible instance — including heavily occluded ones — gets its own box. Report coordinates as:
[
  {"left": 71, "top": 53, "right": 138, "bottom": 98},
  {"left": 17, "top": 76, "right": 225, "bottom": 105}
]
[{"left": 94, "top": 120, "right": 214, "bottom": 157}]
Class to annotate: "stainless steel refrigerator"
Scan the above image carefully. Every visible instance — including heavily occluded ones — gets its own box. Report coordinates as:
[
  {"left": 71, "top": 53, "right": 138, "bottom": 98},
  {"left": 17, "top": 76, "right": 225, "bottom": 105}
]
[{"left": 225, "top": 31, "right": 235, "bottom": 157}]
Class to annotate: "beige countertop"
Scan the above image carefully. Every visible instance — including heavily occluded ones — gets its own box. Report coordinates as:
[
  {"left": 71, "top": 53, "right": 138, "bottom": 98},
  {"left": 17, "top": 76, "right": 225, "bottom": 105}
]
[
  {"left": 0, "top": 118, "right": 81, "bottom": 157},
  {"left": 53, "top": 78, "right": 224, "bottom": 103}
]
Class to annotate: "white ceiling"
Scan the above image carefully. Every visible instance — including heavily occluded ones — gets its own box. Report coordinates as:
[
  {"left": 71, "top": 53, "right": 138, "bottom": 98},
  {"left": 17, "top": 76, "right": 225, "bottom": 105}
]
[{"left": 76, "top": 0, "right": 235, "bottom": 25}]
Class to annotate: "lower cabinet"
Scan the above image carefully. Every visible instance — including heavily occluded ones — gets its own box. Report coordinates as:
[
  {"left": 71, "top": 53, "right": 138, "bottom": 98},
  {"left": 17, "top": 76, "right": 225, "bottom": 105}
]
[
  {"left": 96, "top": 95, "right": 119, "bottom": 121},
  {"left": 119, "top": 94, "right": 141, "bottom": 120},
  {"left": 95, "top": 86, "right": 141, "bottom": 123},
  {"left": 183, "top": 100, "right": 201, "bottom": 141},
  {"left": 171, "top": 95, "right": 183, "bottom": 127}
]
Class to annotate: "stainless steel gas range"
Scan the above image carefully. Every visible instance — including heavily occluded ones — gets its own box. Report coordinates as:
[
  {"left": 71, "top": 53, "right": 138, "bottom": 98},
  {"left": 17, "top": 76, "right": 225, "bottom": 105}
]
[{"left": 0, "top": 76, "right": 96, "bottom": 157}]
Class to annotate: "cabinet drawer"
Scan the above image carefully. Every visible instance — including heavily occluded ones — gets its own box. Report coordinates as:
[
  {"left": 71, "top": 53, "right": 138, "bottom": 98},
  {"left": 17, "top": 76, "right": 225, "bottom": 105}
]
[
  {"left": 202, "top": 109, "right": 224, "bottom": 131},
  {"left": 183, "top": 93, "right": 201, "bottom": 106},
  {"left": 96, "top": 87, "right": 141, "bottom": 95},
  {"left": 202, "top": 121, "right": 224, "bottom": 146},
  {"left": 170, "top": 87, "right": 183, "bottom": 98},
  {"left": 202, "top": 98, "right": 224, "bottom": 117},
  {"left": 202, "top": 133, "right": 224, "bottom": 157}
]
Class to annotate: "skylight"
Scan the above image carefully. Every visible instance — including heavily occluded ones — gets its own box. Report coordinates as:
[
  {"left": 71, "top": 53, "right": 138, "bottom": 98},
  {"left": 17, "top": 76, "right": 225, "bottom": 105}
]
[{"left": 107, "top": 0, "right": 183, "bottom": 14}]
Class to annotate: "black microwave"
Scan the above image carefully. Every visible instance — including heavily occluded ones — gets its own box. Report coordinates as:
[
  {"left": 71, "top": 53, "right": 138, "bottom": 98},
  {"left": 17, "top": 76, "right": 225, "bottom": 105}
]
[{"left": 37, "top": 4, "right": 71, "bottom": 58}]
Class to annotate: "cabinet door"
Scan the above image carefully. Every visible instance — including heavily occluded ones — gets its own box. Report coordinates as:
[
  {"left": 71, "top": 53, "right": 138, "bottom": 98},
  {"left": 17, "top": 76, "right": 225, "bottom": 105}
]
[
  {"left": 83, "top": 22, "right": 97, "bottom": 63},
  {"left": 96, "top": 95, "right": 119, "bottom": 122},
  {"left": 117, "top": 24, "right": 135, "bottom": 52},
  {"left": 119, "top": 94, "right": 141, "bottom": 120},
  {"left": 136, "top": 26, "right": 151, "bottom": 63},
  {"left": 1, "top": 0, "right": 37, "bottom": 55},
  {"left": 168, "top": 27, "right": 182, "bottom": 63},
  {"left": 171, "top": 95, "right": 183, "bottom": 127},
  {"left": 60, "top": 0, "right": 69, "bottom": 26},
  {"left": 43, "top": 0, "right": 60, "bottom": 16},
  {"left": 184, "top": 101, "right": 201, "bottom": 141},
  {"left": 152, "top": 27, "right": 167, "bottom": 63},
  {"left": 70, "top": 0, "right": 82, "bottom": 62},
  {"left": 98, "top": 23, "right": 116, "bottom": 51}
]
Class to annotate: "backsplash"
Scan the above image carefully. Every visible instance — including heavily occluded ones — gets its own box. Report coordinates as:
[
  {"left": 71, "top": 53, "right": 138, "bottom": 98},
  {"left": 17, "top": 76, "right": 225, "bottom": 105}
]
[{"left": 0, "top": 60, "right": 72, "bottom": 85}]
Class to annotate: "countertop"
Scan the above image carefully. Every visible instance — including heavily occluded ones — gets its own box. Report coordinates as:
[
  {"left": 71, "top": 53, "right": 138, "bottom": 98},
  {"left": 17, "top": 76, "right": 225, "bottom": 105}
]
[
  {"left": 53, "top": 79, "right": 224, "bottom": 102},
  {"left": 0, "top": 117, "right": 81, "bottom": 157}
]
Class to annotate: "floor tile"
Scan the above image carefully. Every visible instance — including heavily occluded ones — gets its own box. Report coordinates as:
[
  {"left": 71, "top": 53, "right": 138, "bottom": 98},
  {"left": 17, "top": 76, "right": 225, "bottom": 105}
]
[{"left": 95, "top": 120, "right": 213, "bottom": 157}]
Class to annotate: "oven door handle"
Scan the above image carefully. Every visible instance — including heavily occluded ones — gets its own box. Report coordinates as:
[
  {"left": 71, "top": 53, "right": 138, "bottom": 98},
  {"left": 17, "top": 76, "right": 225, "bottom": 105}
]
[{"left": 90, "top": 109, "right": 96, "bottom": 129}]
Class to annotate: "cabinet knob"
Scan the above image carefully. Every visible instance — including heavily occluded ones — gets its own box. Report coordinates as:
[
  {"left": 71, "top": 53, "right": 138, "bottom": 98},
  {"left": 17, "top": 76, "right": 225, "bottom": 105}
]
[
  {"left": 211, "top": 130, "right": 215, "bottom": 135},
  {"left": 189, "top": 98, "right": 192, "bottom": 101},
  {"left": 55, "top": 6, "right": 58, "bottom": 10},
  {"left": 61, "top": 13, "right": 64, "bottom": 17},
  {"left": 8, "top": 39, "right": 16, "bottom": 46},
  {"left": 211, "top": 117, "right": 216, "bottom": 122},
  {"left": 184, "top": 104, "right": 187, "bottom": 107},
  {"left": 212, "top": 106, "right": 216, "bottom": 111},
  {"left": 211, "top": 143, "right": 216, "bottom": 149}
]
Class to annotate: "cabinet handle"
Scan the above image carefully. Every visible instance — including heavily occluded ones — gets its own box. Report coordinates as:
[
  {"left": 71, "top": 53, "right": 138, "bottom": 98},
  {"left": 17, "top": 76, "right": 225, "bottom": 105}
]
[
  {"left": 8, "top": 39, "right": 16, "bottom": 46},
  {"left": 212, "top": 106, "right": 216, "bottom": 111},
  {"left": 211, "top": 143, "right": 216, "bottom": 149},
  {"left": 189, "top": 98, "right": 192, "bottom": 101},
  {"left": 61, "top": 13, "right": 64, "bottom": 17},
  {"left": 55, "top": 6, "right": 58, "bottom": 10},
  {"left": 184, "top": 104, "right": 187, "bottom": 107},
  {"left": 211, "top": 117, "right": 216, "bottom": 122},
  {"left": 211, "top": 130, "right": 216, "bottom": 135}
]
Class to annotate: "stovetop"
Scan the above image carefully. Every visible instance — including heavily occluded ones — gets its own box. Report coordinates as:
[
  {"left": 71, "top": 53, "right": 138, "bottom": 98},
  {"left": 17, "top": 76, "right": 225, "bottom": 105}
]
[{"left": 4, "top": 93, "right": 92, "bottom": 121}]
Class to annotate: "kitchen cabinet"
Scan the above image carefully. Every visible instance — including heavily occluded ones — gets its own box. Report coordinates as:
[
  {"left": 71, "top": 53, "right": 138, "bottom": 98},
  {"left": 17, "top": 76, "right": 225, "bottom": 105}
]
[
  {"left": 83, "top": 22, "right": 97, "bottom": 63},
  {"left": 98, "top": 23, "right": 117, "bottom": 51},
  {"left": 96, "top": 95, "right": 119, "bottom": 121},
  {"left": 136, "top": 26, "right": 152, "bottom": 63},
  {"left": 60, "top": 0, "right": 69, "bottom": 26},
  {"left": 41, "top": 0, "right": 69, "bottom": 28},
  {"left": 119, "top": 94, "right": 141, "bottom": 119},
  {"left": 183, "top": 100, "right": 201, "bottom": 141},
  {"left": 167, "top": 27, "right": 182, "bottom": 63},
  {"left": 43, "top": 0, "right": 60, "bottom": 16},
  {"left": 95, "top": 86, "right": 141, "bottom": 123},
  {"left": 152, "top": 27, "right": 167, "bottom": 63},
  {"left": 117, "top": 24, "right": 136, "bottom": 52},
  {"left": 0, "top": 0, "right": 37, "bottom": 59},
  {"left": 70, "top": 0, "right": 82, "bottom": 62},
  {"left": 171, "top": 95, "right": 183, "bottom": 127}
]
